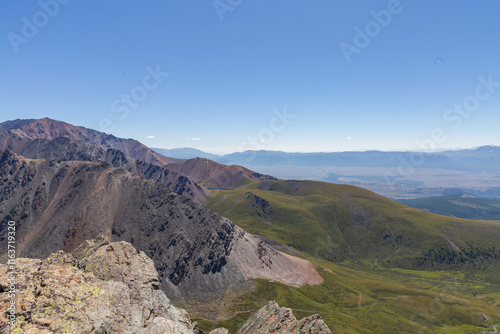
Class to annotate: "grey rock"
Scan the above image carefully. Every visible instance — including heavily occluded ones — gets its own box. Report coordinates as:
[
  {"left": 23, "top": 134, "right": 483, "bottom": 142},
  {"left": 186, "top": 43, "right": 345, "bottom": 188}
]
[
  {"left": 0, "top": 239, "right": 195, "bottom": 333},
  {"left": 209, "top": 329, "right": 230, "bottom": 334},
  {"left": 236, "top": 301, "right": 332, "bottom": 334},
  {"left": 72, "top": 233, "right": 110, "bottom": 261}
]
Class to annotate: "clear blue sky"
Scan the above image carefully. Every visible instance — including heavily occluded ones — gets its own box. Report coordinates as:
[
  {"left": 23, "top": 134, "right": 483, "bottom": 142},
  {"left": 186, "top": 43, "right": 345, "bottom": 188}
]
[{"left": 1, "top": 0, "right": 499, "bottom": 154}]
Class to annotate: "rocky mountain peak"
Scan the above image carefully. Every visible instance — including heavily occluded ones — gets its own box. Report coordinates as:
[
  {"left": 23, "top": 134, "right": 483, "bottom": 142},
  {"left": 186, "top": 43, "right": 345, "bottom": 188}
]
[
  {"left": 236, "top": 301, "right": 332, "bottom": 334},
  {"left": 0, "top": 236, "right": 196, "bottom": 333},
  {"left": 0, "top": 118, "right": 176, "bottom": 166}
]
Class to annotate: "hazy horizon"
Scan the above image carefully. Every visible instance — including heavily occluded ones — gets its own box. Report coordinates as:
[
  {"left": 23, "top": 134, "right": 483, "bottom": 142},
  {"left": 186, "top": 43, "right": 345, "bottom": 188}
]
[
  {"left": 2, "top": 115, "right": 498, "bottom": 155},
  {"left": 153, "top": 144, "right": 499, "bottom": 155}
]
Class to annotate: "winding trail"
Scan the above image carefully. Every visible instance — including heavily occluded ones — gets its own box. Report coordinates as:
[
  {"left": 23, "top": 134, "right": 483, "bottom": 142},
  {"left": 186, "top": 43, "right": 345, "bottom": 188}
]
[
  {"left": 483, "top": 325, "right": 500, "bottom": 334},
  {"left": 330, "top": 278, "right": 364, "bottom": 308}
]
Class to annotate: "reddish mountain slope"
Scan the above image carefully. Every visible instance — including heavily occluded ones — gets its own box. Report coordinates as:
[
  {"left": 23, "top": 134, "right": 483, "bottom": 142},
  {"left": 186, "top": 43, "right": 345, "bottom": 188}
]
[
  {"left": 167, "top": 157, "right": 276, "bottom": 188},
  {"left": 0, "top": 126, "right": 30, "bottom": 152},
  {"left": 1, "top": 118, "right": 277, "bottom": 190},
  {"left": 1, "top": 118, "right": 175, "bottom": 166},
  {"left": 0, "top": 129, "right": 206, "bottom": 201}
]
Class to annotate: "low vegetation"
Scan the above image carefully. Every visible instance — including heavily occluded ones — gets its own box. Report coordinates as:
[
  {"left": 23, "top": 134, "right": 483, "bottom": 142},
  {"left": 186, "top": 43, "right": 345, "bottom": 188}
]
[
  {"left": 398, "top": 194, "right": 500, "bottom": 220},
  {"left": 202, "top": 178, "right": 500, "bottom": 333},
  {"left": 195, "top": 259, "right": 500, "bottom": 333}
]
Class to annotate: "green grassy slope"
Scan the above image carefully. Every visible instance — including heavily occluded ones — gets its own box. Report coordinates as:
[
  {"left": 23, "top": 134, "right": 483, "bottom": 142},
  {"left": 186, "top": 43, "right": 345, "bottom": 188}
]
[
  {"left": 207, "top": 180, "right": 500, "bottom": 273},
  {"left": 200, "top": 179, "right": 500, "bottom": 333},
  {"left": 398, "top": 194, "right": 500, "bottom": 220},
  {"left": 194, "top": 258, "right": 500, "bottom": 333}
]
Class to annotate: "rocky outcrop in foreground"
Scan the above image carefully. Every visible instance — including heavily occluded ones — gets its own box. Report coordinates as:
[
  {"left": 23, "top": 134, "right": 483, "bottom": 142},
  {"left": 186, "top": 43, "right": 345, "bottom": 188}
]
[
  {"left": 236, "top": 301, "right": 332, "bottom": 334},
  {"left": 0, "top": 237, "right": 332, "bottom": 333},
  {"left": 207, "top": 329, "right": 230, "bottom": 334},
  {"left": 0, "top": 236, "right": 196, "bottom": 333},
  {"left": 205, "top": 301, "right": 333, "bottom": 334}
]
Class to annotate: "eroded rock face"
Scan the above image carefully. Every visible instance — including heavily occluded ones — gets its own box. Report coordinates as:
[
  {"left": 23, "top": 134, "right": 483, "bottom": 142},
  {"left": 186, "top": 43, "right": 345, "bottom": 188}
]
[
  {"left": 236, "top": 301, "right": 332, "bottom": 334},
  {"left": 0, "top": 118, "right": 176, "bottom": 167},
  {"left": 0, "top": 237, "right": 195, "bottom": 334},
  {"left": 0, "top": 151, "right": 322, "bottom": 317},
  {"left": 0, "top": 133, "right": 207, "bottom": 202}
]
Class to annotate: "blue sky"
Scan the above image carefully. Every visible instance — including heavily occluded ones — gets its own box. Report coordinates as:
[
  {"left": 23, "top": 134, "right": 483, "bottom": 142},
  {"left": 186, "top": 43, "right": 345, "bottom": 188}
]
[{"left": 1, "top": 0, "right": 499, "bottom": 154}]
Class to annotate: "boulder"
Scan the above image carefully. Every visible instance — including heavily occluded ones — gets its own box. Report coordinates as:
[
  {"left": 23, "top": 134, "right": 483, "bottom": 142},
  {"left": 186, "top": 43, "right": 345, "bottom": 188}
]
[{"left": 0, "top": 238, "right": 195, "bottom": 333}]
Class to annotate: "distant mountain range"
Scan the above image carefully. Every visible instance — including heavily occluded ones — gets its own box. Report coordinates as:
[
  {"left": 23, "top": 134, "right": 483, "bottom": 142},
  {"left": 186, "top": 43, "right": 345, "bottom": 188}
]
[
  {"left": 154, "top": 146, "right": 500, "bottom": 199},
  {"left": 154, "top": 146, "right": 500, "bottom": 172},
  {"left": 154, "top": 147, "right": 221, "bottom": 160}
]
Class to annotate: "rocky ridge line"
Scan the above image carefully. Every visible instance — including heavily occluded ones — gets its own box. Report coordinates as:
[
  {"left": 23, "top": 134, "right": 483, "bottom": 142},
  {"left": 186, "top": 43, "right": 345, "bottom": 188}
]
[
  {"left": 0, "top": 237, "right": 332, "bottom": 333},
  {"left": 235, "top": 301, "right": 332, "bottom": 334},
  {"left": 0, "top": 118, "right": 277, "bottom": 190},
  {"left": 0, "top": 235, "right": 196, "bottom": 333},
  {"left": 0, "top": 132, "right": 207, "bottom": 202}
]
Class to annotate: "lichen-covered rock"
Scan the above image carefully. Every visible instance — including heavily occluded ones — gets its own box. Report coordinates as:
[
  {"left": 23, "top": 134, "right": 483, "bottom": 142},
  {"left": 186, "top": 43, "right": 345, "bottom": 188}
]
[
  {"left": 193, "top": 325, "right": 206, "bottom": 334},
  {"left": 71, "top": 233, "right": 110, "bottom": 262},
  {"left": 209, "top": 329, "right": 230, "bottom": 334},
  {"left": 0, "top": 239, "right": 195, "bottom": 333},
  {"left": 236, "top": 301, "right": 332, "bottom": 334}
]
